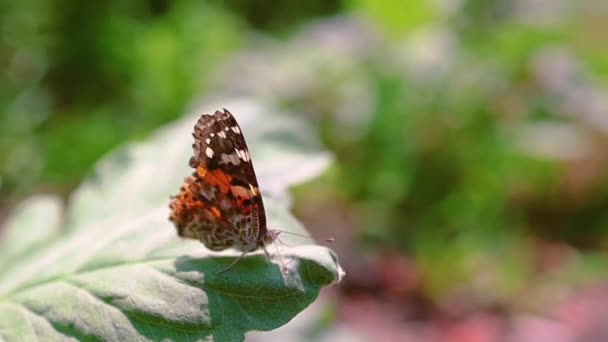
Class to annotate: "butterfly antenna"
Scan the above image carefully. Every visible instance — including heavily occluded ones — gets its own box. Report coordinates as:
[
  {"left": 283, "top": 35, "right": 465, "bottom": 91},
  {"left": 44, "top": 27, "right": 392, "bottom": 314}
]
[
  {"left": 275, "top": 235, "right": 295, "bottom": 247},
  {"left": 272, "top": 229, "right": 335, "bottom": 243}
]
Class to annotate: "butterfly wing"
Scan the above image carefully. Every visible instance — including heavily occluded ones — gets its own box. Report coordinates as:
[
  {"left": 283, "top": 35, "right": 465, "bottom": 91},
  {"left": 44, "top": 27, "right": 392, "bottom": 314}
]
[{"left": 169, "top": 109, "right": 267, "bottom": 252}]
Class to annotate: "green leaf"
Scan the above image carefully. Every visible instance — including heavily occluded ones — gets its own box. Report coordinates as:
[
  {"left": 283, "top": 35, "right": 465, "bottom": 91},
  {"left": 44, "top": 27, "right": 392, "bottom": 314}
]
[
  {"left": 0, "top": 195, "right": 62, "bottom": 275},
  {"left": 0, "top": 99, "right": 342, "bottom": 342}
]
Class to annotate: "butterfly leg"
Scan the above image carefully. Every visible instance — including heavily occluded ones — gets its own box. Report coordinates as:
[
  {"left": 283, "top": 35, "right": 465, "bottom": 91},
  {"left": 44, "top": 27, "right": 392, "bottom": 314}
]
[
  {"left": 215, "top": 251, "right": 247, "bottom": 274},
  {"left": 265, "top": 244, "right": 289, "bottom": 274}
]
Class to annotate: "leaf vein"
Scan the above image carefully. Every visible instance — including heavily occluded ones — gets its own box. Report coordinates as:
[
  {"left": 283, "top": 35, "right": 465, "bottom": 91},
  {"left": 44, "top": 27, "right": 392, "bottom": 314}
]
[
  {"left": 152, "top": 267, "right": 304, "bottom": 300},
  {"left": 61, "top": 281, "right": 208, "bottom": 335},
  {"left": 3, "top": 302, "right": 89, "bottom": 341}
]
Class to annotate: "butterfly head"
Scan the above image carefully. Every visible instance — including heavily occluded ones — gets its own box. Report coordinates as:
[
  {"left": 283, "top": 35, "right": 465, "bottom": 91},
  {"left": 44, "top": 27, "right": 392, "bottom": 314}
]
[{"left": 264, "top": 229, "right": 281, "bottom": 245}]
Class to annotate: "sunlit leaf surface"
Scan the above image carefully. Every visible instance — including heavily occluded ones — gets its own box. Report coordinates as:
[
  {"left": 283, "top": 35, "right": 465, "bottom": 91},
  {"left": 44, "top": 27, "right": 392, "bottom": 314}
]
[{"left": 0, "top": 99, "right": 342, "bottom": 342}]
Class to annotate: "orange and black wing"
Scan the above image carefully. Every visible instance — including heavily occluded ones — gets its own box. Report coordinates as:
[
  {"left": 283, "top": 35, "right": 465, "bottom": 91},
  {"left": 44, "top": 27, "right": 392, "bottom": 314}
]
[{"left": 169, "top": 109, "right": 267, "bottom": 250}]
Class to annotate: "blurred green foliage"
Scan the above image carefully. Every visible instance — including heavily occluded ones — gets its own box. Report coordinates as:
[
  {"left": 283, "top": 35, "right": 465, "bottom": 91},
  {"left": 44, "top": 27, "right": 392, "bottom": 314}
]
[
  {"left": 1, "top": 0, "right": 245, "bottom": 199},
  {"left": 2, "top": 0, "right": 608, "bottom": 309},
  {"left": 319, "top": 0, "right": 608, "bottom": 302},
  {"left": 0, "top": 0, "right": 345, "bottom": 201}
]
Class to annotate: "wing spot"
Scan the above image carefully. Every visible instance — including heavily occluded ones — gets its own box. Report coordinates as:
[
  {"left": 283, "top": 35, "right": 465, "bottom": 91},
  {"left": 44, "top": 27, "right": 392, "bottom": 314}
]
[
  {"left": 210, "top": 133, "right": 215, "bottom": 137},
  {"left": 205, "top": 138, "right": 211, "bottom": 144},
  {"left": 221, "top": 152, "right": 241, "bottom": 165},
  {"left": 231, "top": 126, "right": 241, "bottom": 134},
  {"left": 225, "top": 127, "right": 230, "bottom": 131},
  {"left": 218, "top": 131, "right": 227, "bottom": 139},
  {"left": 205, "top": 147, "right": 214, "bottom": 158}
]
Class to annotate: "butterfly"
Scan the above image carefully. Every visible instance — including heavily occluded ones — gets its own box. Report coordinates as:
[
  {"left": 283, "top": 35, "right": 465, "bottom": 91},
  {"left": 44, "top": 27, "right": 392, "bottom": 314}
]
[{"left": 168, "top": 109, "right": 280, "bottom": 272}]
